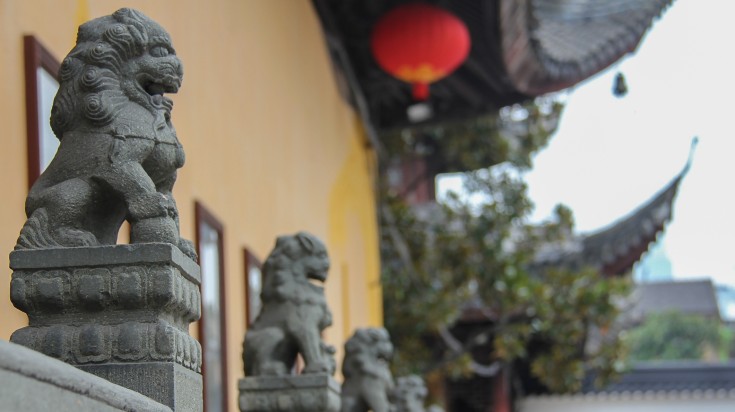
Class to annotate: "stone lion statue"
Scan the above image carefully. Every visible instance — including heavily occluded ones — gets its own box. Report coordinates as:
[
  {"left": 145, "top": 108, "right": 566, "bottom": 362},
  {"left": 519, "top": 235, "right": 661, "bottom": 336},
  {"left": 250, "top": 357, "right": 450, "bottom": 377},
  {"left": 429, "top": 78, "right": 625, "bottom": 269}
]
[
  {"left": 243, "top": 232, "right": 335, "bottom": 376},
  {"left": 341, "top": 327, "right": 395, "bottom": 412},
  {"left": 389, "top": 375, "right": 430, "bottom": 412},
  {"left": 16, "top": 8, "right": 195, "bottom": 259}
]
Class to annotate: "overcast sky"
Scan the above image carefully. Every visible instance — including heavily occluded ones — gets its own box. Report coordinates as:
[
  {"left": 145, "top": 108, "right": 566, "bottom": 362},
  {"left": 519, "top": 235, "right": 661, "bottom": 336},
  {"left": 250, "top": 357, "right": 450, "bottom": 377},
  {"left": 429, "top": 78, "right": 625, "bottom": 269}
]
[
  {"left": 438, "top": 0, "right": 735, "bottom": 288},
  {"left": 523, "top": 0, "right": 735, "bottom": 287}
]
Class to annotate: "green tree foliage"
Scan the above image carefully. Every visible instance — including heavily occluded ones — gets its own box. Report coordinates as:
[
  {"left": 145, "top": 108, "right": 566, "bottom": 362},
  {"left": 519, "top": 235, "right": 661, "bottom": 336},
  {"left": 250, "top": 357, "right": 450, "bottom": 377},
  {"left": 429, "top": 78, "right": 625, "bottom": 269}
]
[
  {"left": 380, "top": 98, "right": 631, "bottom": 393},
  {"left": 382, "top": 97, "right": 564, "bottom": 177},
  {"left": 627, "top": 311, "right": 731, "bottom": 361}
]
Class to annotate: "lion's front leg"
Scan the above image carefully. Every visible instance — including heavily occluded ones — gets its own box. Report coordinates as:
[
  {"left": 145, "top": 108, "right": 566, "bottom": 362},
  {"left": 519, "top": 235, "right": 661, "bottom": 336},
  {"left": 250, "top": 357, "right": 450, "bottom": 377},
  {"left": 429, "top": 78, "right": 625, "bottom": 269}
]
[
  {"left": 97, "top": 137, "right": 167, "bottom": 219},
  {"left": 97, "top": 157, "right": 166, "bottom": 219},
  {"left": 288, "top": 314, "right": 330, "bottom": 374},
  {"left": 96, "top": 158, "right": 180, "bottom": 247},
  {"left": 156, "top": 172, "right": 197, "bottom": 260}
]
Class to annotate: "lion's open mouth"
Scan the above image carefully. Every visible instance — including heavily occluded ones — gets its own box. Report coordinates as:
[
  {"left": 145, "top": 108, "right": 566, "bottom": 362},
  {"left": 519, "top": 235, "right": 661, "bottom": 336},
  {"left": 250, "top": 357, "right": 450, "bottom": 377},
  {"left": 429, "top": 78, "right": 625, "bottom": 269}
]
[
  {"left": 138, "top": 73, "right": 181, "bottom": 109},
  {"left": 144, "top": 82, "right": 172, "bottom": 96},
  {"left": 308, "top": 270, "right": 328, "bottom": 283}
]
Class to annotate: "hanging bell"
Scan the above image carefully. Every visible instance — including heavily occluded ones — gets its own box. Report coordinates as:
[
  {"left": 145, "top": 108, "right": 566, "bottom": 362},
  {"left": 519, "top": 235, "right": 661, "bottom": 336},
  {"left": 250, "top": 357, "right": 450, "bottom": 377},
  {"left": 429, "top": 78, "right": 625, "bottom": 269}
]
[{"left": 613, "top": 72, "right": 628, "bottom": 97}]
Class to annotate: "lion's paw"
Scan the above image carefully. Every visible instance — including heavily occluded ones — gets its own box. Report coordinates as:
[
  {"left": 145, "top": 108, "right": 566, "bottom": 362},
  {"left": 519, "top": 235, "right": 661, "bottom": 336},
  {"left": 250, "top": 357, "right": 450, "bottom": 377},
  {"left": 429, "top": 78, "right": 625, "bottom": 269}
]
[{"left": 303, "top": 360, "right": 332, "bottom": 375}]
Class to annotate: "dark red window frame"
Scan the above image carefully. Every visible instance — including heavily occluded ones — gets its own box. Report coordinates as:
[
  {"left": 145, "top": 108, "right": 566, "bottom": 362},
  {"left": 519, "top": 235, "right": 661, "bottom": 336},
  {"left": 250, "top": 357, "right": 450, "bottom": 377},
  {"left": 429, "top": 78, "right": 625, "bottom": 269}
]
[
  {"left": 24, "top": 35, "right": 60, "bottom": 189},
  {"left": 243, "top": 248, "right": 263, "bottom": 327},
  {"left": 195, "top": 201, "right": 229, "bottom": 412}
]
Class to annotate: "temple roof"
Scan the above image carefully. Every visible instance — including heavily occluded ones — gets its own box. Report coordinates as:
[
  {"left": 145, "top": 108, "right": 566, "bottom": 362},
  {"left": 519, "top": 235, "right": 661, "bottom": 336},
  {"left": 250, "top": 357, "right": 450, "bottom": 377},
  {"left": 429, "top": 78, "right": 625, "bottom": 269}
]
[
  {"left": 503, "top": 0, "right": 673, "bottom": 95},
  {"left": 313, "top": 0, "right": 673, "bottom": 132},
  {"left": 532, "top": 157, "right": 690, "bottom": 277},
  {"left": 524, "top": 362, "right": 735, "bottom": 399},
  {"left": 584, "top": 361, "right": 735, "bottom": 395},
  {"left": 630, "top": 279, "right": 722, "bottom": 322}
]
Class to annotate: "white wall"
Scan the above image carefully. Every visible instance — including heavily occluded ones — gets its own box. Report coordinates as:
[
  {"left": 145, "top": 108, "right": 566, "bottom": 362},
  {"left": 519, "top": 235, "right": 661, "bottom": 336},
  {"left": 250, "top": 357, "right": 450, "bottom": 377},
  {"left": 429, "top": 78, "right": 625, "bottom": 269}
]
[{"left": 520, "top": 395, "right": 735, "bottom": 412}]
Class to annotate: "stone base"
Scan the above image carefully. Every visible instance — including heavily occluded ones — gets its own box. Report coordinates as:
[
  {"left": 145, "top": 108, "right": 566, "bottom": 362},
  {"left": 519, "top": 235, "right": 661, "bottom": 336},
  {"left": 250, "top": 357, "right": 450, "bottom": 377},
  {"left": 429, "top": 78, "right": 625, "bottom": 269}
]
[
  {"left": 79, "top": 362, "right": 202, "bottom": 411},
  {"left": 239, "top": 374, "right": 340, "bottom": 412},
  {"left": 9, "top": 243, "right": 203, "bottom": 410},
  {"left": 10, "top": 243, "right": 201, "bottom": 370}
]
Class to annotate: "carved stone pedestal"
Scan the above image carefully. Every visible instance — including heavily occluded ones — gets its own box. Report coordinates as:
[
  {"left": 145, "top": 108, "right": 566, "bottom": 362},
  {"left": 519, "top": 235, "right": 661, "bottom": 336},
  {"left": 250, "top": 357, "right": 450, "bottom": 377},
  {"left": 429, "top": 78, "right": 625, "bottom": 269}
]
[
  {"left": 9, "top": 243, "right": 203, "bottom": 411},
  {"left": 238, "top": 374, "right": 341, "bottom": 412}
]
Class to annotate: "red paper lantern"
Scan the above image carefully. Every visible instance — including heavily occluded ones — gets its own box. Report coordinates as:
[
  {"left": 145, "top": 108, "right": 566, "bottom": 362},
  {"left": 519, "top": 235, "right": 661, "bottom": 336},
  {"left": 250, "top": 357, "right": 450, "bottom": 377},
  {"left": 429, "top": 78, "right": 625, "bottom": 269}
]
[{"left": 370, "top": 3, "right": 471, "bottom": 101}]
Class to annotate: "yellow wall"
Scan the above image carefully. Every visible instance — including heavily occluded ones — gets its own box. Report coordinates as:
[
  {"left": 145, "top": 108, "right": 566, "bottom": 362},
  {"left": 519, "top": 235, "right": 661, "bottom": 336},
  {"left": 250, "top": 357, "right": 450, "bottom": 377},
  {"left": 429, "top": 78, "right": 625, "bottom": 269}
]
[{"left": 0, "top": 1, "right": 383, "bottom": 410}]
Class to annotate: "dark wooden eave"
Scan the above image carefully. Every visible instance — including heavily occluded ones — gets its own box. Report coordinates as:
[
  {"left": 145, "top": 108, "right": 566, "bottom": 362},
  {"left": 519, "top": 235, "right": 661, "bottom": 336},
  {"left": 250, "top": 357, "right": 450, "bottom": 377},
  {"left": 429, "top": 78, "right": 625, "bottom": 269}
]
[
  {"left": 502, "top": 0, "right": 674, "bottom": 95},
  {"left": 313, "top": 0, "right": 673, "bottom": 132}
]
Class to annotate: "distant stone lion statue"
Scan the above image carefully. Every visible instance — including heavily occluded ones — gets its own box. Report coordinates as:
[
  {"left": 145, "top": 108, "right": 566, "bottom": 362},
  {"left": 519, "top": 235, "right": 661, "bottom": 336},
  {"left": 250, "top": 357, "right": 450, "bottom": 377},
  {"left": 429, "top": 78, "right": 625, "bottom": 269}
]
[
  {"left": 341, "top": 328, "right": 395, "bottom": 412},
  {"left": 389, "top": 375, "right": 430, "bottom": 412},
  {"left": 16, "top": 8, "right": 195, "bottom": 259},
  {"left": 243, "top": 232, "right": 335, "bottom": 376}
]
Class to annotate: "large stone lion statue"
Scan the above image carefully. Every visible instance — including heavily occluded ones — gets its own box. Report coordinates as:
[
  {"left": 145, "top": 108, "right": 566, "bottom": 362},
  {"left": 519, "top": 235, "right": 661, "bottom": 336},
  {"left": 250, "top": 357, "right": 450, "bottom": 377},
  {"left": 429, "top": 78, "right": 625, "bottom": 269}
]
[
  {"left": 243, "top": 232, "right": 335, "bottom": 376},
  {"left": 16, "top": 8, "right": 195, "bottom": 259},
  {"left": 341, "top": 327, "right": 395, "bottom": 412}
]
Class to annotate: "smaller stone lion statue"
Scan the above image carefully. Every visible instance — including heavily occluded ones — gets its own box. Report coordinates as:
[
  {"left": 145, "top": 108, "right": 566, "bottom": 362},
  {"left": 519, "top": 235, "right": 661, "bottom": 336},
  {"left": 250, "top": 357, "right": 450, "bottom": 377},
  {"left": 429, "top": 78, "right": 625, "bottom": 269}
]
[
  {"left": 389, "top": 375, "right": 430, "bottom": 412},
  {"left": 15, "top": 8, "right": 195, "bottom": 259},
  {"left": 341, "top": 327, "right": 395, "bottom": 412},
  {"left": 243, "top": 232, "right": 335, "bottom": 376}
]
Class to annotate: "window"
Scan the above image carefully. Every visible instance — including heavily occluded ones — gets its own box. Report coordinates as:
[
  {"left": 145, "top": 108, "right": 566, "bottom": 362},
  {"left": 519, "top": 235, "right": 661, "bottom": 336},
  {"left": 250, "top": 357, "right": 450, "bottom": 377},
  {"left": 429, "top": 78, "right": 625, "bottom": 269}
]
[
  {"left": 24, "top": 35, "right": 60, "bottom": 188},
  {"left": 195, "top": 202, "right": 228, "bottom": 412},
  {"left": 243, "top": 248, "right": 263, "bottom": 326}
]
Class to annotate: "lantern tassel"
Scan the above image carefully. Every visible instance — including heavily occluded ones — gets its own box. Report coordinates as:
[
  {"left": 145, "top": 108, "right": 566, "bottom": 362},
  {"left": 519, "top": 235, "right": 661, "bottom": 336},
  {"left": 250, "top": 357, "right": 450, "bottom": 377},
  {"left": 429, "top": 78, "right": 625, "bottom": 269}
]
[{"left": 413, "top": 82, "right": 430, "bottom": 101}]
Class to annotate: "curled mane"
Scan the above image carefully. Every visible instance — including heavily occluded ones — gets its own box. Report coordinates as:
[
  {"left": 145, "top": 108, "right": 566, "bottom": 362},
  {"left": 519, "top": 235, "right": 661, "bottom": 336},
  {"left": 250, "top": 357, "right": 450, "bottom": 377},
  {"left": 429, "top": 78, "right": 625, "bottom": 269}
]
[{"left": 51, "top": 8, "right": 175, "bottom": 138}]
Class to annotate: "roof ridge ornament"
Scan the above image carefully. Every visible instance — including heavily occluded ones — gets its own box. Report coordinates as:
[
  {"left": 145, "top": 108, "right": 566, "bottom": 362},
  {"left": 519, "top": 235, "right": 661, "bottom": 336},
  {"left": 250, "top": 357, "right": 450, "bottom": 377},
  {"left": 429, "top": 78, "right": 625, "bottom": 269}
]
[{"left": 682, "top": 136, "right": 698, "bottom": 176}]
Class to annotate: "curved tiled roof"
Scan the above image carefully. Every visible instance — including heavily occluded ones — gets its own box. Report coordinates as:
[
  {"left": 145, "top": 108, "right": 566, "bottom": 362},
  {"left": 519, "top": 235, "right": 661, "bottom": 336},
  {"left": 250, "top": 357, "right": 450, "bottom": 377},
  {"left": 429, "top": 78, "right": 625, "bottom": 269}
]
[
  {"left": 532, "top": 148, "right": 691, "bottom": 277},
  {"left": 314, "top": 0, "right": 675, "bottom": 130},
  {"left": 501, "top": 0, "right": 674, "bottom": 95}
]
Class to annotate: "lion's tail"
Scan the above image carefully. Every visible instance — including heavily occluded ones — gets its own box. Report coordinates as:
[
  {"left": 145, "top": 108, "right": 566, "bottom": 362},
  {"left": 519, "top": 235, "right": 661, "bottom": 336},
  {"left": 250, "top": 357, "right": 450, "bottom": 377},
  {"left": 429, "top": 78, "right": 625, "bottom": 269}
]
[{"left": 15, "top": 208, "right": 61, "bottom": 250}]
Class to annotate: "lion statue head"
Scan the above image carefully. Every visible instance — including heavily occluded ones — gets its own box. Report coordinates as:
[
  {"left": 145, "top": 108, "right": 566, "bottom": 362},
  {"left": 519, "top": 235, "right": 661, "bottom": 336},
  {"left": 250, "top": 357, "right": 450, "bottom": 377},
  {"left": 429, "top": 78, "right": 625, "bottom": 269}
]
[
  {"left": 50, "top": 8, "right": 183, "bottom": 139},
  {"left": 343, "top": 327, "right": 394, "bottom": 379},
  {"left": 390, "top": 375, "right": 430, "bottom": 412},
  {"left": 341, "top": 327, "right": 395, "bottom": 412},
  {"left": 260, "top": 231, "right": 331, "bottom": 301}
]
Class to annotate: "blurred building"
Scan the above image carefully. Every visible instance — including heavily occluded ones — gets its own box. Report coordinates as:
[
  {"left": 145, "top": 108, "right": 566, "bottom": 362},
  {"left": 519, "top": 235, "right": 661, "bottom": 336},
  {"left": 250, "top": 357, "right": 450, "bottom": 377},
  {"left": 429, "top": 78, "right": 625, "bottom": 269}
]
[
  {"left": 717, "top": 285, "right": 735, "bottom": 322},
  {"left": 2, "top": 0, "right": 681, "bottom": 411},
  {"left": 629, "top": 279, "right": 722, "bottom": 323},
  {"left": 633, "top": 237, "right": 674, "bottom": 283},
  {"left": 521, "top": 361, "right": 735, "bottom": 412},
  {"left": 316, "top": 1, "right": 677, "bottom": 411}
]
